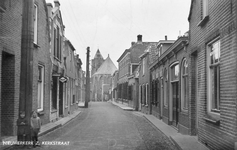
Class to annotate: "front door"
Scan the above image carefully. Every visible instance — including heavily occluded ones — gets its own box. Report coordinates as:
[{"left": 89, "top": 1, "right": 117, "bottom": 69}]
[
  {"left": 59, "top": 81, "right": 63, "bottom": 116},
  {"left": 172, "top": 81, "right": 179, "bottom": 126}
]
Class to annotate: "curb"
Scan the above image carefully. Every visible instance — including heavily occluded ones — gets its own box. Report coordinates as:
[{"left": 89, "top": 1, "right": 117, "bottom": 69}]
[{"left": 169, "top": 136, "right": 183, "bottom": 150}]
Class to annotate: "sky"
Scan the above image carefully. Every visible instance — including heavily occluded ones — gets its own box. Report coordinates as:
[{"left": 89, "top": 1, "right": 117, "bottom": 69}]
[{"left": 46, "top": 0, "right": 191, "bottom": 71}]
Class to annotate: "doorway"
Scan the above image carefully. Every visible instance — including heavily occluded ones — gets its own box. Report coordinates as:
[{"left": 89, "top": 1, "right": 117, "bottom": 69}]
[
  {"left": 1, "top": 52, "right": 15, "bottom": 136},
  {"left": 172, "top": 81, "right": 179, "bottom": 126},
  {"left": 59, "top": 81, "right": 63, "bottom": 116}
]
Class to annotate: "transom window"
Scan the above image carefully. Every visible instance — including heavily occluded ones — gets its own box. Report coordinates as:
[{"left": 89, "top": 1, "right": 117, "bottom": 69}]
[
  {"left": 171, "top": 64, "right": 179, "bottom": 81},
  {"left": 207, "top": 39, "right": 220, "bottom": 113}
]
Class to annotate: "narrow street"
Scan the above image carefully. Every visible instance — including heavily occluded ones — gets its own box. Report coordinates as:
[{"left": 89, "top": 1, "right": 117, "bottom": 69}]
[{"left": 9, "top": 102, "right": 178, "bottom": 150}]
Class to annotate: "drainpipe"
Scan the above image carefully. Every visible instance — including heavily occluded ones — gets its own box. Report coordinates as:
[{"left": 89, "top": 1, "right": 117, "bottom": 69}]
[{"left": 18, "top": 0, "right": 34, "bottom": 141}]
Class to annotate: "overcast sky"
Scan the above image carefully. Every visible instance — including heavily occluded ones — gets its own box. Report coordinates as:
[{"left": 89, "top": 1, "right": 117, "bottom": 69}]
[{"left": 46, "top": 0, "right": 191, "bottom": 70}]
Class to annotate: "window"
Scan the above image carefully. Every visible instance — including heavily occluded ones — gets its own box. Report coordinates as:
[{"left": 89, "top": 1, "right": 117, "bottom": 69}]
[
  {"left": 33, "top": 4, "right": 38, "bottom": 44},
  {"left": 37, "top": 65, "right": 44, "bottom": 111},
  {"left": 143, "top": 58, "right": 145, "bottom": 75},
  {"left": 171, "top": 64, "right": 179, "bottom": 81},
  {"left": 143, "top": 84, "right": 146, "bottom": 105},
  {"left": 181, "top": 59, "right": 188, "bottom": 111},
  {"left": 54, "top": 28, "right": 57, "bottom": 58},
  {"left": 207, "top": 39, "right": 220, "bottom": 113},
  {"left": 164, "top": 68, "right": 168, "bottom": 106},
  {"left": 146, "top": 84, "right": 148, "bottom": 105}
]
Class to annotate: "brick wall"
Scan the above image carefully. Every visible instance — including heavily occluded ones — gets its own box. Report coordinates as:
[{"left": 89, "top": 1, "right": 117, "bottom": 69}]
[
  {"left": 189, "top": 0, "right": 237, "bottom": 149},
  {"left": 31, "top": 0, "right": 51, "bottom": 125},
  {"left": 0, "top": 0, "right": 23, "bottom": 137}
]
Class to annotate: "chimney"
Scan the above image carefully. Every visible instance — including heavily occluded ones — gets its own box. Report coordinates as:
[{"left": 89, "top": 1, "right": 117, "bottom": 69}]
[
  {"left": 137, "top": 35, "right": 142, "bottom": 43},
  {"left": 165, "top": 35, "right": 167, "bottom": 40},
  {"left": 131, "top": 42, "right": 135, "bottom": 46},
  {"left": 46, "top": 3, "right": 53, "bottom": 17},
  {"left": 54, "top": 0, "right": 60, "bottom": 8}
]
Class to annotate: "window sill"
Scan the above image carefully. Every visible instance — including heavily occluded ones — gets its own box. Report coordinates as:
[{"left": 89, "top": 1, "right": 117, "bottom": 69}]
[
  {"left": 37, "top": 111, "right": 44, "bottom": 116},
  {"left": 203, "top": 115, "right": 220, "bottom": 125},
  {"left": 33, "top": 42, "right": 40, "bottom": 48},
  {"left": 51, "top": 109, "right": 57, "bottom": 113},
  {"left": 197, "top": 15, "right": 209, "bottom": 27}
]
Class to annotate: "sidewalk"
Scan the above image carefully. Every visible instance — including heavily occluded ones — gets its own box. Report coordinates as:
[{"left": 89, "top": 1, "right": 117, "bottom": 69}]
[
  {"left": 110, "top": 101, "right": 134, "bottom": 111},
  {"left": 111, "top": 101, "right": 209, "bottom": 150},
  {"left": 1, "top": 110, "right": 81, "bottom": 150}
]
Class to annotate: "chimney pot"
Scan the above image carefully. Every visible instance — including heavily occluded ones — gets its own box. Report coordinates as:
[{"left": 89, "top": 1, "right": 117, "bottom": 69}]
[
  {"left": 131, "top": 42, "right": 135, "bottom": 46},
  {"left": 137, "top": 35, "right": 142, "bottom": 43},
  {"left": 54, "top": 0, "right": 60, "bottom": 7},
  {"left": 165, "top": 35, "right": 167, "bottom": 40}
]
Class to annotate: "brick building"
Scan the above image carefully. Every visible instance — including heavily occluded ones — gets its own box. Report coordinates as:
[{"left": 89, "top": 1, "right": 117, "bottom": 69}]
[
  {"left": 63, "top": 39, "right": 78, "bottom": 116},
  {"left": 117, "top": 35, "right": 157, "bottom": 108},
  {"left": 47, "top": 0, "right": 66, "bottom": 122},
  {"left": 150, "top": 36, "right": 189, "bottom": 133},
  {"left": 188, "top": 0, "right": 237, "bottom": 149},
  {"left": 0, "top": 0, "right": 51, "bottom": 140}
]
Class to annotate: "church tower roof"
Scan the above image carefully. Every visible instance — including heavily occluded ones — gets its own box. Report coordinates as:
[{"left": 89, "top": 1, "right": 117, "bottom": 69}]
[{"left": 94, "top": 49, "right": 104, "bottom": 59}]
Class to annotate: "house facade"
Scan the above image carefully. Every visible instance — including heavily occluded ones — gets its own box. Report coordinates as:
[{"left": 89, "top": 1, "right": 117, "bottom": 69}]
[
  {"left": 64, "top": 39, "right": 78, "bottom": 116},
  {"left": 0, "top": 0, "right": 51, "bottom": 139},
  {"left": 188, "top": 0, "right": 237, "bottom": 149},
  {"left": 112, "top": 70, "right": 118, "bottom": 101},
  {"left": 150, "top": 36, "right": 189, "bottom": 134},
  {"left": 117, "top": 35, "right": 157, "bottom": 109},
  {"left": 47, "top": 1, "right": 66, "bottom": 122}
]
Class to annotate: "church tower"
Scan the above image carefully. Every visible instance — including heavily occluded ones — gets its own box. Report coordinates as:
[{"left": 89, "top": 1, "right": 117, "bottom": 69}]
[{"left": 91, "top": 49, "right": 104, "bottom": 76}]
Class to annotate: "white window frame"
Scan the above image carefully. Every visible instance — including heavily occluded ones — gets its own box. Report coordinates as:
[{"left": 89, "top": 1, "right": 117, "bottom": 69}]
[
  {"left": 33, "top": 4, "right": 38, "bottom": 44},
  {"left": 181, "top": 58, "right": 188, "bottom": 112},
  {"left": 37, "top": 64, "right": 44, "bottom": 112},
  {"left": 207, "top": 38, "right": 220, "bottom": 115},
  {"left": 146, "top": 83, "right": 148, "bottom": 106}
]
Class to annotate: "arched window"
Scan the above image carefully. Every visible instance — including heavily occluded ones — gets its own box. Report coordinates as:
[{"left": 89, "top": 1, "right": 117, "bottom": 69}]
[{"left": 181, "top": 59, "right": 188, "bottom": 111}]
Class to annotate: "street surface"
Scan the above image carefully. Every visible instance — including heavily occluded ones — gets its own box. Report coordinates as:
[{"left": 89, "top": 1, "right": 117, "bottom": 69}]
[{"left": 9, "top": 102, "right": 178, "bottom": 150}]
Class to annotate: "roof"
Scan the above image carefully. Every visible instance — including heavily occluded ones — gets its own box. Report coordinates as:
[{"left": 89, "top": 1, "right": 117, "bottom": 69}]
[
  {"left": 93, "top": 55, "right": 118, "bottom": 76},
  {"left": 94, "top": 49, "right": 104, "bottom": 59},
  {"left": 188, "top": 0, "right": 194, "bottom": 21}
]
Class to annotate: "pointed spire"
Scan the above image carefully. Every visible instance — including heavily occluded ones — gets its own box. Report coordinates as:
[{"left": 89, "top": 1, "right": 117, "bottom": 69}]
[{"left": 94, "top": 49, "right": 103, "bottom": 59}]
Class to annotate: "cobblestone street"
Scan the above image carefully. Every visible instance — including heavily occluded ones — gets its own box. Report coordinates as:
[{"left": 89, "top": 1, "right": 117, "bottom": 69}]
[{"left": 7, "top": 102, "right": 178, "bottom": 150}]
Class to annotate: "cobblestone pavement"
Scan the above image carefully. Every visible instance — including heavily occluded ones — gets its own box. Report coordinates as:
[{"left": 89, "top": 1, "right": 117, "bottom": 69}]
[{"left": 6, "top": 102, "right": 178, "bottom": 150}]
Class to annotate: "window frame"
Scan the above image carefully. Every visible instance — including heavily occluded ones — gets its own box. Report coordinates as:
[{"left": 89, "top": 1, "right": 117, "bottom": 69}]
[
  {"left": 164, "top": 68, "right": 168, "bottom": 107},
  {"left": 181, "top": 58, "right": 188, "bottom": 112},
  {"left": 33, "top": 4, "right": 38, "bottom": 45},
  {"left": 37, "top": 64, "right": 44, "bottom": 112},
  {"left": 207, "top": 38, "right": 220, "bottom": 115}
]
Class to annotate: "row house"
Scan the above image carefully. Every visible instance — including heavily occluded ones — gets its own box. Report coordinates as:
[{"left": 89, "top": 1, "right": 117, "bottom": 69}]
[
  {"left": 139, "top": 38, "right": 175, "bottom": 115},
  {"left": 150, "top": 36, "right": 189, "bottom": 132},
  {"left": 47, "top": 1, "right": 66, "bottom": 121},
  {"left": 75, "top": 54, "right": 83, "bottom": 106},
  {"left": 63, "top": 39, "right": 78, "bottom": 116},
  {"left": 117, "top": 35, "right": 157, "bottom": 109},
  {"left": 187, "top": 0, "right": 237, "bottom": 149},
  {"left": 0, "top": 0, "right": 51, "bottom": 140},
  {"left": 112, "top": 70, "right": 118, "bottom": 101}
]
